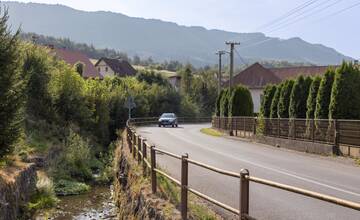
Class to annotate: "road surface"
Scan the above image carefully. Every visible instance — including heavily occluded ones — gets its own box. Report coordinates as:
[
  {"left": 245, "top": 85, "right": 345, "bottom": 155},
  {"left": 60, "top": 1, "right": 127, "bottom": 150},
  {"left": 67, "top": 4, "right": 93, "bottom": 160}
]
[{"left": 137, "top": 123, "right": 360, "bottom": 220}]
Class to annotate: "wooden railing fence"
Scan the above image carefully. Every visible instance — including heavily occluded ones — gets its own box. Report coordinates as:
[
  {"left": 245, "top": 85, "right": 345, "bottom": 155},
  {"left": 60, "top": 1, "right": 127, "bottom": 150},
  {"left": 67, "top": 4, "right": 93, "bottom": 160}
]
[{"left": 125, "top": 118, "right": 360, "bottom": 220}]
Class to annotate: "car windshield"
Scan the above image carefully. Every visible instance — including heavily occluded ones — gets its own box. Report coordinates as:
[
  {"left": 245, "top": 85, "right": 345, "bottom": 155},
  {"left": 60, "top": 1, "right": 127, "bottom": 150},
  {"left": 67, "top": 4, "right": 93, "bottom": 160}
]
[{"left": 161, "top": 113, "right": 175, "bottom": 118}]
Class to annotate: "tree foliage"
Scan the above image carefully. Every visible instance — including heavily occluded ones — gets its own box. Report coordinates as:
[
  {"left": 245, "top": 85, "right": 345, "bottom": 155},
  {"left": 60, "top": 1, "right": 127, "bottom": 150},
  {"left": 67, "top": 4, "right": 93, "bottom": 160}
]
[
  {"left": 277, "top": 79, "right": 294, "bottom": 118},
  {"left": 260, "top": 84, "right": 276, "bottom": 118},
  {"left": 289, "top": 76, "right": 312, "bottom": 118},
  {"left": 329, "top": 62, "right": 360, "bottom": 119},
  {"left": 270, "top": 84, "right": 283, "bottom": 118},
  {"left": 228, "top": 85, "right": 254, "bottom": 117},
  {"left": 220, "top": 89, "right": 230, "bottom": 117},
  {"left": 0, "top": 8, "right": 23, "bottom": 158},
  {"left": 306, "top": 76, "right": 321, "bottom": 119},
  {"left": 315, "top": 69, "right": 335, "bottom": 119}
]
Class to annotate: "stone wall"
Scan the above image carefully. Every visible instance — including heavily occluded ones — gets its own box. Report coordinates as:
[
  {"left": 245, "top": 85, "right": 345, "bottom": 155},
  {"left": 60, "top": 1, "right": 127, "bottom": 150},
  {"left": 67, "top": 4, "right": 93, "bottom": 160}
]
[{"left": 0, "top": 162, "right": 37, "bottom": 220}]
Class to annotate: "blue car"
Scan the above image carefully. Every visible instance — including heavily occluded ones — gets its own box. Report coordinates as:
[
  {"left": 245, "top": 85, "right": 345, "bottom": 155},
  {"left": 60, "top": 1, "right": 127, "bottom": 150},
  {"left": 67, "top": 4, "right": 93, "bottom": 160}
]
[{"left": 158, "top": 113, "right": 178, "bottom": 127}]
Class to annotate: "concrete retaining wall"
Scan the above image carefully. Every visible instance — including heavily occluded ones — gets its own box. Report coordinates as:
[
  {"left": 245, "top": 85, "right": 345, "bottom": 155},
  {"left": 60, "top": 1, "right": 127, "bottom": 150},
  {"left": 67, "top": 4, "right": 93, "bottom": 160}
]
[{"left": 253, "top": 135, "right": 335, "bottom": 156}]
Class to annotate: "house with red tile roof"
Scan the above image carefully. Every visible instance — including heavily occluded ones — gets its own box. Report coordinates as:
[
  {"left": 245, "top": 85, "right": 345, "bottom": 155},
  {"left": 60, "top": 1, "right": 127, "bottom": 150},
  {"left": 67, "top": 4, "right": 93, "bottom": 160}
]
[
  {"left": 95, "top": 58, "right": 137, "bottom": 78},
  {"left": 226, "top": 62, "right": 337, "bottom": 113},
  {"left": 53, "top": 48, "right": 102, "bottom": 79}
]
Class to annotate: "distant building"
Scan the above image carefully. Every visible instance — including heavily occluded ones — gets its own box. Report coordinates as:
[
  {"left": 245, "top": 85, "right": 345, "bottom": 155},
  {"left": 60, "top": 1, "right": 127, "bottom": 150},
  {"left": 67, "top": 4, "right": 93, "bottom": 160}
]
[
  {"left": 225, "top": 62, "right": 337, "bottom": 113},
  {"left": 53, "top": 48, "right": 102, "bottom": 79},
  {"left": 168, "top": 75, "right": 181, "bottom": 91},
  {"left": 95, "top": 58, "right": 137, "bottom": 78}
]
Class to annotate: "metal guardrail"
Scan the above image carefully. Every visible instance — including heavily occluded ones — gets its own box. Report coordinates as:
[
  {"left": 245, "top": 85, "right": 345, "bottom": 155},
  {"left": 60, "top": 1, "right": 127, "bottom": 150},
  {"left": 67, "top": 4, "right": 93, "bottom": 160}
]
[{"left": 125, "top": 118, "right": 360, "bottom": 220}]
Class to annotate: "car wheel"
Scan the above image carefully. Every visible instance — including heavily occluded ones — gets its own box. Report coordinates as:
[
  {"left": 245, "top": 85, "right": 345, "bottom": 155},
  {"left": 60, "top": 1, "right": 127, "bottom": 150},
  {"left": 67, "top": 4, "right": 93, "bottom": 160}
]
[
  {"left": 158, "top": 124, "right": 161, "bottom": 127},
  {"left": 176, "top": 124, "right": 178, "bottom": 127},
  {"left": 172, "top": 124, "right": 174, "bottom": 127}
]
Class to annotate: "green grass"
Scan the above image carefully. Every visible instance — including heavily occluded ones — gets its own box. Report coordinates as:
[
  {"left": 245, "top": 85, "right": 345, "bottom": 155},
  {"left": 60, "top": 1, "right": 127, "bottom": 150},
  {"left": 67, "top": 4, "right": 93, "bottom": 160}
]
[
  {"left": 200, "top": 128, "right": 223, "bottom": 137},
  {"left": 356, "top": 158, "right": 360, "bottom": 166}
]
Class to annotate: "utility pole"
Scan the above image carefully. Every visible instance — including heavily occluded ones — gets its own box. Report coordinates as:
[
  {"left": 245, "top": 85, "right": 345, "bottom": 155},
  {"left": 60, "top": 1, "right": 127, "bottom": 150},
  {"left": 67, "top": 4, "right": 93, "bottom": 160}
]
[
  {"left": 225, "top": 41, "right": 240, "bottom": 89},
  {"left": 215, "top": 51, "right": 226, "bottom": 95}
]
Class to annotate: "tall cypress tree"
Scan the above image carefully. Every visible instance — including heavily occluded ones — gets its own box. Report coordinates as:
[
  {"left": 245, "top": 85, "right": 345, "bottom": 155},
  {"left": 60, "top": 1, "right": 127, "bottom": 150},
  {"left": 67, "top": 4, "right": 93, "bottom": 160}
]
[
  {"left": 220, "top": 88, "right": 230, "bottom": 117},
  {"left": 289, "top": 75, "right": 312, "bottom": 118},
  {"left": 228, "top": 85, "right": 253, "bottom": 117},
  {"left": 306, "top": 76, "right": 322, "bottom": 119},
  {"left": 329, "top": 62, "right": 360, "bottom": 119},
  {"left": 270, "top": 84, "right": 283, "bottom": 118},
  {"left": 0, "top": 7, "right": 23, "bottom": 158},
  {"left": 215, "top": 89, "right": 224, "bottom": 116},
  {"left": 314, "top": 69, "right": 335, "bottom": 119},
  {"left": 277, "top": 79, "right": 294, "bottom": 118},
  {"left": 260, "top": 84, "right": 276, "bottom": 118}
]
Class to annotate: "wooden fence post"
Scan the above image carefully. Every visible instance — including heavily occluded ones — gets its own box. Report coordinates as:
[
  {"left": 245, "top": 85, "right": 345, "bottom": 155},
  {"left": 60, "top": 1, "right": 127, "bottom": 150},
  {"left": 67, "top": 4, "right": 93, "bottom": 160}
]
[
  {"left": 253, "top": 117, "right": 257, "bottom": 135},
  {"left": 277, "top": 118, "right": 280, "bottom": 138},
  {"left": 243, "top": 117, "right": 246, "bottom": 137},
  {"left": 239, "top": 169, "right": 249, "bottom": 220},
  {"left": 142, "top": 140, "right": 147, "bottom": 177},
  {"left": 181, "top": 154, "right": 189, "bottom": 220},
  {"left": 133, "top": 134, "right": 136, "bottom": 158},
  {"left": 150, "top": 146, "right": 157, "bottom": 194},
  {"left": 311, "top": 119, "right": 315, "bottom": 142},
  {"left": 293, "top": 119, "right": 296, "bottom": 140},
  {"left": 334, "top": 119, "right": 340, "bottom": 153},
  {"left": 137, "top": 136, "right": 142, "bottom": 164}
]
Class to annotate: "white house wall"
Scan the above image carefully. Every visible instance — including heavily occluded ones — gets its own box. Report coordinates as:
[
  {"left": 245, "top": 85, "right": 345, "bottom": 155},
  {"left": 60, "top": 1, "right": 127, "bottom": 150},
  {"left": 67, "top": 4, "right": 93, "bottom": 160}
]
[
  {"left": 96, "top": 60, "right": 115, "bottom": 77},
  {"left": 250, "top": 88, "right": 262, "bottom": 113}
]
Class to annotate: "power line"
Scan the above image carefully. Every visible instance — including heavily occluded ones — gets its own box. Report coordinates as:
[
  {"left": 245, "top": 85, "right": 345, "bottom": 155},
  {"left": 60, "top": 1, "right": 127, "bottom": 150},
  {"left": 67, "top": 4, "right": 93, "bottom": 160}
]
[
  {"left": 234, "top": 48, "right": 248, "bottom": 65},
  {"left": 315, "top": 1, "right": 360, "bottom": 22},
  {"left": 266, "top": 0, "right": 344, "bottom": 33},
  {"left": 257, "top": 0, "right": 320, "bottom": 31}
]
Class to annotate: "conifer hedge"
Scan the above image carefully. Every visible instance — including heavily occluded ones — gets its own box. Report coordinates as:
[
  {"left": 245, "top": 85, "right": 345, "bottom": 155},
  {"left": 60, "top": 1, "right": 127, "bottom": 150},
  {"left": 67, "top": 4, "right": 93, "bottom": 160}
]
[
  {"left": 306, "top": 76, "right": 322, "bottom": 119},
  {"left": 228, "top": 85, "right": 254, "bottom": 117},
  {"left": 277, "top": 79, "right": 294, "bottom": 118},
  {"left": 270, "top": 84, "right": 283, "bottom": 118},
  {"left": 329, "top": 62, "right": 360, "bottom": 119},
  {"left": 315, "top": 69, "right": 335, "bottom": 119},
  {"left": 260, "top": 84, "right": 276, "bottom": 118},
  {"left": 289, "top": 76, "right": 312, "bottom": 118},
  {"left": 220, "top": 88, "right": 230, "bottom": 117}
]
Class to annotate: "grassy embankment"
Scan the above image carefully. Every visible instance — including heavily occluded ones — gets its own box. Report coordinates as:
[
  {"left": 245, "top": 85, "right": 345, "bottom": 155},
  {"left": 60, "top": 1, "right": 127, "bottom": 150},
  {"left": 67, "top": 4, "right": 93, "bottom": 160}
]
[{"left": 200, "top": 128, "right": 223, "bottom": 137}]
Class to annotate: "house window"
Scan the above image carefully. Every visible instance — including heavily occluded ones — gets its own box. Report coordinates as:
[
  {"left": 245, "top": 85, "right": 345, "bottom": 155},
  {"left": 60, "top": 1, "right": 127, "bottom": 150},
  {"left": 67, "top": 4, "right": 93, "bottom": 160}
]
[{"left": 105, "top": 67, "right": 108, "bottom": 72}]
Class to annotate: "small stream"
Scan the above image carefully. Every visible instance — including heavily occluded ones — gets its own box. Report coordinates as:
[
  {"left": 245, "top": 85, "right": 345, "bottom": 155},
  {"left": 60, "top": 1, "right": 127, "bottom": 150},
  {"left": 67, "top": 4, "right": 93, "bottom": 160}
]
[{"left": 35, "top": 185, "right": 118, "bottom": 220}]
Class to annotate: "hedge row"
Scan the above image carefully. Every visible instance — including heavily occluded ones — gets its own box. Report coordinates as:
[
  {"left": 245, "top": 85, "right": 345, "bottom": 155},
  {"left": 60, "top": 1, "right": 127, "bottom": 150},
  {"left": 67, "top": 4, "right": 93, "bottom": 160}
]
[
  {"left": 260, "top": 62, "right": 360, "bottom": 120},
  {"left": 216, "top": 85, "right": 254, "bottom": 117}
]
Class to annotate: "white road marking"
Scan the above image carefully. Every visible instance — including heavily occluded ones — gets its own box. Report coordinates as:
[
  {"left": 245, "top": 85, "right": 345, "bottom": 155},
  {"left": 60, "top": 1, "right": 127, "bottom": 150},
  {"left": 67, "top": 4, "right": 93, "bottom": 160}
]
[{"left": 163, "top": 128, "right": 360, "bottom": 198}]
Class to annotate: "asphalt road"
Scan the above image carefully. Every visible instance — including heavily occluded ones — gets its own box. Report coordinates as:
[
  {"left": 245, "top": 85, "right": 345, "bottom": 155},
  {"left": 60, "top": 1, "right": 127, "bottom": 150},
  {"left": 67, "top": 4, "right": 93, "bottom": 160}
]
[{"left": 137, "top": 123, "right": 360, "bottom": 220}]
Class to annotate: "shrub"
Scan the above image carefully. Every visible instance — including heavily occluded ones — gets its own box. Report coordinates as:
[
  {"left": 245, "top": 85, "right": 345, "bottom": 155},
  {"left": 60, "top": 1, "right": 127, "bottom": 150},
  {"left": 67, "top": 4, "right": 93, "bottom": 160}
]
[
  {"left": 306, "top": 76, "right": 322, "bottom": 119},
  {"left": 270, "top": 84, "right": 283, "bottom": 118},
  {"left": 228, "top": 85, "right": 254, "bottom": 117},
  {"left": 278, "top": 79, "right": 294, "bottom": 118},
  {"left": 27, "top": 173, "right": 59, "bottom": 211},
  {"left": 315, "top": 68, "right": 335, "bottom": 119},
  {"left": 329, "top": 62, "right": 360, "bottom": 119},
  {"left": 54, "top": 179, "right": 90, "bottom": 196},
  {"left": 289, "top": 76, "right": 312, "bottom": 118},
  {"left": 50, "top": 130, "right": 93, "bottom": 182},
  {"left": 260, "top": 84, "right": 276, "bottom": 118},
  {"left": 220, "top": 89, "right": 230, "bottom": 117}
]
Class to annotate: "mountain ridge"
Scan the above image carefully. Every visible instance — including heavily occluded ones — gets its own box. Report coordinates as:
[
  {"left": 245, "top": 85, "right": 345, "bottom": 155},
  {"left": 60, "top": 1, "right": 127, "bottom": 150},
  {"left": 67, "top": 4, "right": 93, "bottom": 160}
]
[{"left": 4, "top": 1, "right": 352, "bottom": 66}]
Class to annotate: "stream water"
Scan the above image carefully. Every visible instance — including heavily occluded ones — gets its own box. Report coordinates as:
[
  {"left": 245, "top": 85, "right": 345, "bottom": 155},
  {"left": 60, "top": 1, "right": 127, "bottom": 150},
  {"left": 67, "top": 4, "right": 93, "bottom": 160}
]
[{"left": 34, "top": 185, "right": 118, "bottom": 220}]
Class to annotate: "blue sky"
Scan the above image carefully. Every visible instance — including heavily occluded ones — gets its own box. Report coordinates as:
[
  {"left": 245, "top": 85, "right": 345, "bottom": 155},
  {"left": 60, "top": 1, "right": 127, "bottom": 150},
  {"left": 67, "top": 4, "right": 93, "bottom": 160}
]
[{"left": 14, "top": 0, "right": 360, "bottom": 58}]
